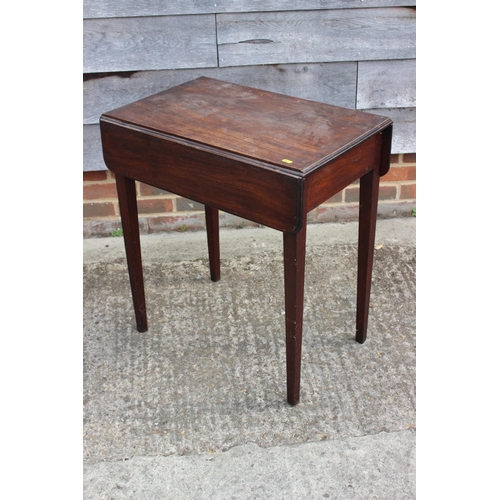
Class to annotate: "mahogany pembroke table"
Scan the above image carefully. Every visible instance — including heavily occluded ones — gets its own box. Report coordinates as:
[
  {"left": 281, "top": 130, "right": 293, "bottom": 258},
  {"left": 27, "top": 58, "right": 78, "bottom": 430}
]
[{"left": 99, "top": 77, "right": 393, "bottom": 405}]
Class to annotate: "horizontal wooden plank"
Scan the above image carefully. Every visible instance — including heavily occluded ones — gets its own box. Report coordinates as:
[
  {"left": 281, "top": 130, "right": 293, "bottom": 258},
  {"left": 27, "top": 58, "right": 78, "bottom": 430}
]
[
  {"left": 217, "top": 8, "right": 416, "bottom": 67},
  {"left": 84, "top": 124, "right": 107, "bottom": 171},
  {"left": 357, "top": 59, "right": 415, "bottom": 109},
  {"left": 84, "top": 1, "right": 416, "bottom": 19},
  {"left": 84, "top": 63, "right": 357, "bottom": 124},
  {"left": 83, "top": 15, "right": 217, "bottom": 73},
  {"left": 362, "top": 108, "right": 415, "bottom": 153}
]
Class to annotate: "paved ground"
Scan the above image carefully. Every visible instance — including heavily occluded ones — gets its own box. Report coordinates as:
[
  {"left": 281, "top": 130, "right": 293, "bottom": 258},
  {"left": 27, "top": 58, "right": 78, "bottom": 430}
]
[{"left": 83, "top": 218, "right": 416, "bottom": 499}]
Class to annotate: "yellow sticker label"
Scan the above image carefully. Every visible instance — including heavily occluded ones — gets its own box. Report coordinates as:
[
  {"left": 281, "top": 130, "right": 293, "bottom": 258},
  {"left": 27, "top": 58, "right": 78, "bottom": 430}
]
[{"left": 282, "top": 159, "right": 293, "bottom": 164}]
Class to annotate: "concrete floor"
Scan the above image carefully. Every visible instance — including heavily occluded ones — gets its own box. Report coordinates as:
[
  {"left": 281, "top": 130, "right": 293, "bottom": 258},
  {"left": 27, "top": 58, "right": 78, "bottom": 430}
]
[{"left": 83, "top": 218, "right": 416, "bottom": 499}]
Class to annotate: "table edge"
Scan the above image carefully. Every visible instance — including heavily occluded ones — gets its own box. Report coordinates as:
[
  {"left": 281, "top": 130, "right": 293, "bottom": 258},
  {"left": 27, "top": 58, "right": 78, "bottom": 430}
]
[
  {"left": 301, "top": 118, "right": 393, "bottom": 175},
  {"left": 100, "top": 115, "right": 392, "bottom": 178}
]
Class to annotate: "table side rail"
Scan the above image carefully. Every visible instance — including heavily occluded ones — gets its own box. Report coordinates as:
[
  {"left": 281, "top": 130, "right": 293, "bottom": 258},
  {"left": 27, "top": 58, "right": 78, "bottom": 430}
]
[
  {"left": 100, "top": 119, "right": 304, "bottom": 233},
  {"left": 304, "top": 132, "right": 384, "bottom": 212}
]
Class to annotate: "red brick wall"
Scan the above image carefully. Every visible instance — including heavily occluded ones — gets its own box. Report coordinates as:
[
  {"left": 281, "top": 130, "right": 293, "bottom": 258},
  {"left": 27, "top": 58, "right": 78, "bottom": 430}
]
[{"left": 83, "top": 154, "right": 416, "bottom": 238}]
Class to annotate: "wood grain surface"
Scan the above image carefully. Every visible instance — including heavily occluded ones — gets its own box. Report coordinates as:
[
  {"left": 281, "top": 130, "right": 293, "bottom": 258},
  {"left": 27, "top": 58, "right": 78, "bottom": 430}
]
[
  {"left": 357, "top": 59, "right": 416, "bottom": 109},
  {"left": 217, "top": 8, "right": 416, "bottom": 67},
  {"left": 84, "top": 0, "right": 417, "bottom": 19},
  {"left": 84, "top": 15, "right": 217, "bottom": 72},
  {"left": 102, "top": 77, "right": 391, "bottom": 173}
]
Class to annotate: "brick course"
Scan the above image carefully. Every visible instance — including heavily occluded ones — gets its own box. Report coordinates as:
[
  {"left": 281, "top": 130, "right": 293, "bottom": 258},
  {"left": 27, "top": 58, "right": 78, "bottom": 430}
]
[{"left": 83, "top": 154, "right": 416, "bottom": 237}]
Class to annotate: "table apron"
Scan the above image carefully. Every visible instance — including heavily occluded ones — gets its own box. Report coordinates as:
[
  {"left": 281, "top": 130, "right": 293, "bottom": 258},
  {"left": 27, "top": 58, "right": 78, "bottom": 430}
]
[
  {"left": 304, "top": 132, "right": 384, "bottom": 212},
  {"left": 100, "top": 120, "right": 304, "bottom": 233}
]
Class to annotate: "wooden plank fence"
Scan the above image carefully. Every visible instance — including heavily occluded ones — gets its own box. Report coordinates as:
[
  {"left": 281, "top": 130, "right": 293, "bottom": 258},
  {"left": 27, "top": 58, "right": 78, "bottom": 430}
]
[
  {"left": 83, "top": 3, "right": 416, "bottom": 170},
  {"left": 84, "top": 1, "right": 417, "bottom": 19},
  {"left": 217, "top": 8, "right": 416, "bottom": 67},
  {"left": 83, "top": 16, "right": 217, "bottom": 72}
]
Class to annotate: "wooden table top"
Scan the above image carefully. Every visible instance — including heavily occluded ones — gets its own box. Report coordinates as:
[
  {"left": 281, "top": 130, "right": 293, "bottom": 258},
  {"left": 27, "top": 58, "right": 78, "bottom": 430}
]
[{"left": 102, "top": 77, "right": 392, "bottom": 175}]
